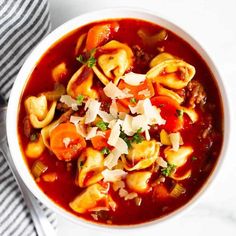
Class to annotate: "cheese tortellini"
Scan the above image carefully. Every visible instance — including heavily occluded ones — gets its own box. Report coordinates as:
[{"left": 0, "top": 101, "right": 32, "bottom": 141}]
[
  {"left": 25, "top": 95, "right": 56, "bottom": 129},
  {"left": 164, "top": 146, "right": 193, "bottom": 167},
  {"left": 122, "top": 140, "right": 160, "bottom": 171},
  {"left": 126, "top": 171, "right": 152, "bottom": 193},
  {"left": 69, "top": 183, "right": 111, "bottom": 213},
  {"left": 93, "top": 40, "right": 133, "bottom": 85},
  {"left": 147, "top": 53, "right": 195, "bottom": 89},
  {"left": 76, "top": 147, "right": 105, "bottom": 187},
  {"left": 67, "top": 65, "right": 98, "bottom": 99}
]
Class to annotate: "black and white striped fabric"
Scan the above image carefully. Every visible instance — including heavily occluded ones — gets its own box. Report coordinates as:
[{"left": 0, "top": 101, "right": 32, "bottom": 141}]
[{"left": 0, "top": 0, "right": 57, "bottom": 235}]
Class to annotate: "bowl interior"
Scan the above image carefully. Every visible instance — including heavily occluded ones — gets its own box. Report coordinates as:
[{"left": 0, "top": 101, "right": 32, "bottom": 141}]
[{"left": 6, "top": 8, "right": 230, "bottom": 230}]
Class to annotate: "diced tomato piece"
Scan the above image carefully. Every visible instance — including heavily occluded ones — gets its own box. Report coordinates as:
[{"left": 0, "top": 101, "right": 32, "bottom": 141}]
[{"left": 151, "top": 96, "right": 183, "bottom": 132}]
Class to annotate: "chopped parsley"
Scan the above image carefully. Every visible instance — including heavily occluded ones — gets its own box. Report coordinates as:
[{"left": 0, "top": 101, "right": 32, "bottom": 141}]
[
  {"left": 131, "top": 128, "right": 144, "bottom": 144},
  {"left": 120, "top": 127, "right": 144, "bottom": 148},
  {"left": 76, "top": 49, "right": 96, "bottom": 68},
  {"left": 119, "top": 130, "right": 132, "bottom": 149},
  {"left": 96, "top": 121, "right": 109, "bottom": 131},
  {"left": 101, "top": 147, "right": 110, "bottom": 155},
  {"left": 176, "top": 109, "right": 183, "bottom": 118},
  {"left": 76, "top": 95, "right": 84, "bottom": 105},
  {"left": 130, "top": 97, "right": 137, "bottom": 104},
  {"left": 192, "top": 156, "right": 198, "bottom": 161},
  {"left": 29, "top": 133, "right": 38, "bottom": 142},
  {"left": 161, "top": 163, "right": 176, "bottom": 177}
]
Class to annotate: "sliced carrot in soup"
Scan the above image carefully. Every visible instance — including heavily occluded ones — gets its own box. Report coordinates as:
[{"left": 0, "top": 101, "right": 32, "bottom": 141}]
[
  {"left": 118, "top": 79, "right": 154, "bottom": 107},
  {"left": 86, "top": 22, "right": 119, "bottom": 51},
  {"left": 50, "top": 122, "right": 86, "bottom": 161}
]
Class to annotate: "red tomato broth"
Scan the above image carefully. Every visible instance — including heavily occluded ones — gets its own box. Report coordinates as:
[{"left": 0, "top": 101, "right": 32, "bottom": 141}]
[{"left": 17, "top": 18, "right": 223, "bottom": 225}]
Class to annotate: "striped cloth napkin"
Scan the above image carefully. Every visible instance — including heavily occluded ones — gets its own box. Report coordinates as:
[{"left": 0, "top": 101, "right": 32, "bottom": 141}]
[{"left": 0, "top": 0, "right": 57, "bottom": 235}]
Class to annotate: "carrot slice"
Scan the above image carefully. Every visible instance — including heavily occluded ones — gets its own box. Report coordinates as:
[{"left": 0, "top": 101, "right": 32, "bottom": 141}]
[
  {"left": 118, "top": 79, "right": 154, "bottom": 107},
  {"left": 151, "top": 96, "right": 183, "bottom": 132},
  {"left": 86, "top": 22, "right": 119, "bottom": 51},
  {"left": 91, "top": 130, "right": 111, "bottom": 151},
  {"left": 50, "top": 122, "right": 86, "bottom": 161}
]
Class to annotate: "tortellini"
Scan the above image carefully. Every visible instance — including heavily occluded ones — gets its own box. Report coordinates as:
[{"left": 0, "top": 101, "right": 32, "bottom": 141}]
[
  {"left": 69, "top": 183, "right": 111, "bottom": 213},
  {"left": 67, "top": 65, "right": 98, "bottom": 99},
  {"left": 126, "top": 171, "right": 152, "bottom": 193},
  {"left": 122, "top": 140, "right": 160, "bottom": 171},
  {"left": 52, "top": 62, "right": 68, "bottom": 82},
  {"left": 93, "top": 40, "right": 133, "bottom": 85},
  {"left": 164, "top": 146, "right": 193, "bottom": 167},
  {"left": 25, "top": 135, "right": 45, "bottom": 158},
  {"left": 155, "top": 83, "right": 184, "bottom": 104},
  {"left": 25, "top": 95, "right": 57, "bottom": 129},
  {"left": 75, "top": 147, "right": 105, "bottom": 187},
  {"left": 147, "top": 52, "right": 195, "bottom": 89}
]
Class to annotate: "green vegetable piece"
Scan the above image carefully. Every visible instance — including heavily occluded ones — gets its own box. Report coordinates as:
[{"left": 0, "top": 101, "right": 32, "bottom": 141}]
[
  {"left": 101, "top": 147, "right": 110, "bottom": 155},
  {"left": 161, "top": 163, "right": 176, "bottom": 177},
  {"left": 96, "top": 121, "right": 109, "bottom": 131},
  {"left": 76, "top": 95, "right": 84, "bottom": 105}
]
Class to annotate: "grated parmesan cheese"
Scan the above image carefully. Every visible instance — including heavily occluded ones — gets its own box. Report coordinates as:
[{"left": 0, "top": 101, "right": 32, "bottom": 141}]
[
  {"left": 98, "top": 110, "right": 114, "bottom": 122},
  {"left": 60, "top": 95, "right": 78, "bottom": 111},
  {"left": 124, "top": 192, "right": 138, "bottom": 201},
  {"left": 85, "top": 99, "right": 101, "bottom": 124},
  {"left": 62, "top": 137, "right": 71, "bottom": 148},
  {"left": 108, "top": 120, "right": 121, "bottom": 146},
  {"left": 138, "top": 89, "right": 151, "bottom": 97},
  {"left": 103, "top": 82, "right": 132, "bottom": 99},
  {"left": 122, "top": 72, "right": 146, "bottom": 86},
  {"left": 86, "top": 127, "right": 98, "bottom": 140},
  {"left": 102, "top": 169, "right": 127, "bottom": 182},
  {"left": 104, "top": 149, "right": 121, "bottom": 169},
  {"left": 169, "top": 132, "right": 182, "bottom": 151},
  {"left": 110, "top": 100, "right": 118, "bottom": 118}
]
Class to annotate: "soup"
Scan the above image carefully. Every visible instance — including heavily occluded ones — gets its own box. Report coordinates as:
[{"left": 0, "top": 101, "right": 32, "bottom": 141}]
[{"left": 18, "top": 19, "right": 223, "bottom": 225}]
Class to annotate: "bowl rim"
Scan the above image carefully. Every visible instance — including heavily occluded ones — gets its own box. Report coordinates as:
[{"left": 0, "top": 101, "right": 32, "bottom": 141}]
[{"left": 6, "top": 7, "right": 230, "bottom": 231}]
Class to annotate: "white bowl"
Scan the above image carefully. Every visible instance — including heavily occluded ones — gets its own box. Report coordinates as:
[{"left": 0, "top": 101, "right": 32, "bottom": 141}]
[{"left": 6, "top": 8, "right": 230, "bottom": 230}]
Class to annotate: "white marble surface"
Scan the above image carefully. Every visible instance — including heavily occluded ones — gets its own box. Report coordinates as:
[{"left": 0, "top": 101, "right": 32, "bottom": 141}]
[{"left": 48, "top": 0, "right": 236, "bottom": 235}]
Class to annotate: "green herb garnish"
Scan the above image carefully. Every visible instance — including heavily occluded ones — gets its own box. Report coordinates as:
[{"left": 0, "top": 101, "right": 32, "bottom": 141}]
[
  {"left": 176, "top": 109, "right": 183, "bottom": 118},
  {"left": 29, "top": 133, "right": 38, "bottom": 142},
  {"left": 101, "top": 147, "right": 110, "bottom": 155},
  {"left": 131, "top": 128, "right": 144, "bottom": 144},
  {"left": 130, "top": 98, "right": 137, "bottom": 104},
  {"left": 192, "top": 156, "right": 198, "bottom": 161},
  {"left": 96, "top": 121, "right": 109, "bottom": 131},
  {"left": 161, "top": 163, "right": 176, "bottom": 177},
  {"left": 76, "top": 49, "right": 96, "bottom": 68},
  {"left": 76, "top": 95, "right": 84, "bottom": 105},
  {"left": 119, "top": 130, "right": 132, "bottom": 149}
]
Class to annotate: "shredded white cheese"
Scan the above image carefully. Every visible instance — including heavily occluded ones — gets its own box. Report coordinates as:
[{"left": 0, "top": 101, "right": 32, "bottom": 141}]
[
  {"left": 157, "top": 156, "right": 168, "bottom": 168},
  {"left": 102, "top": 169, "right": 127, "bottom": 182},
  {"left": 124, "top": 192, "right": 138, "bottom": 201},
  {"left": 69, "top": 116, "right": 83, "bottom": 125},
  {"left": 107, "top": 120, "right": 121, "bottom": 146},
  {"left": 103, "top": 82, "right": 132, "bottom": 99},
  {"left": 122, "top": 72, "right": 146, "bottom": 86},
  {"left": 119, "top": 188, "right": 129, "bottom": 198},
  {"left": 116, "top": 138, "right": 128, "bottom": 154},
  {"left": 104, "top": 149, "right": 121, "bottom": 169},
  {"left": 110, "top": 99, "right": 118, "bottom": 118},
  {"left": 86, "top": 127, "right": 98, "bottom": 140},
  {"left": 60, "top": 95, "right": 78, "bottom": 111},
  {"left": 122, "top": 114, "right": 135, "bottom": 136},
  {"left": 85, "top": 99, "right": 101, "bottom": 124},
  {"left": 113, "top": 180, "right": 125, "bottom": 191},
  {"left": 138, "top": 89, "right": 151, "bottom": 97},
  {"left": 62, "top": 137, "right": 71, "bottom": 148},
  {"left": 98, "top": 110, "right": 114, "bottom": 122},
  {"left": 169, "top": 132, "right": 182, "bottom": 151}
]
